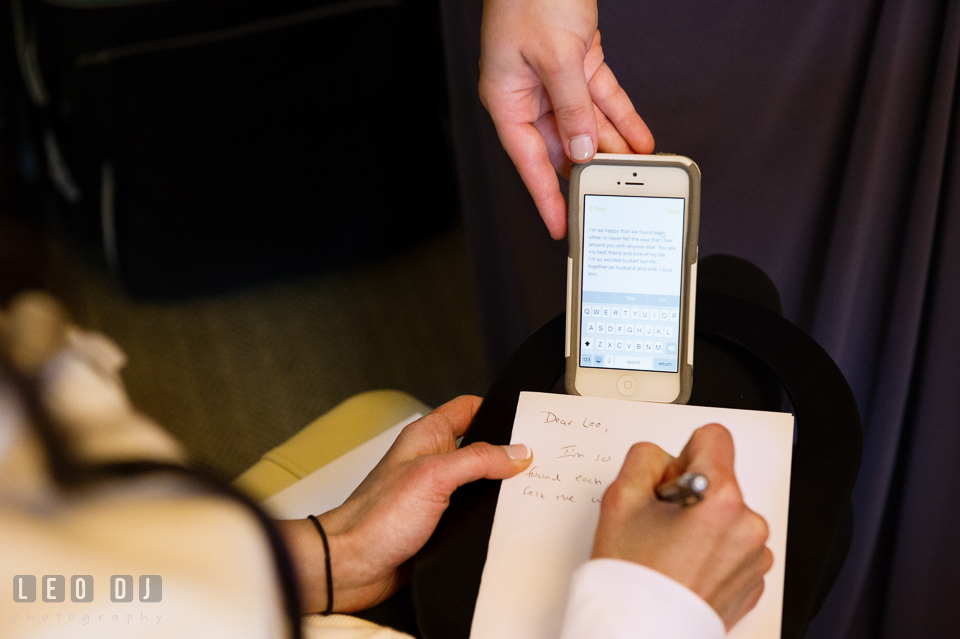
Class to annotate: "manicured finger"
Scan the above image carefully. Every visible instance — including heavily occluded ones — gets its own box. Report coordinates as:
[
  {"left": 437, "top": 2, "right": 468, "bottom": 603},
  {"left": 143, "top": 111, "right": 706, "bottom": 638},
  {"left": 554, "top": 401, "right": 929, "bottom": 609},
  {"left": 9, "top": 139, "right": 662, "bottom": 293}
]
[{"left": 588, "top": 62, "right": 655, "bottom": 154}]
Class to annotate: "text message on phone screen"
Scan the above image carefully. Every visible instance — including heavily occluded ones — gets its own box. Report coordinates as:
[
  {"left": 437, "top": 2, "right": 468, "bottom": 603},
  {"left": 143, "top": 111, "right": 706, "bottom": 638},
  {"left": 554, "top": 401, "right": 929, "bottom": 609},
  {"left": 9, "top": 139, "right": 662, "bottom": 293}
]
[{"left": 580, "top": 194, "right": 685, "bottom": 373}]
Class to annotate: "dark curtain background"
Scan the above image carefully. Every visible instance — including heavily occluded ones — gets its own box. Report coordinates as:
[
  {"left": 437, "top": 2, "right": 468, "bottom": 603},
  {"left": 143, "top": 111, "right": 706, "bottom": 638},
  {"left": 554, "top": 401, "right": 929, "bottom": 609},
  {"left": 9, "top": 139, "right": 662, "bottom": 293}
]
[{"left": 439, "top": 0, "right": 960, "bottom": 637}]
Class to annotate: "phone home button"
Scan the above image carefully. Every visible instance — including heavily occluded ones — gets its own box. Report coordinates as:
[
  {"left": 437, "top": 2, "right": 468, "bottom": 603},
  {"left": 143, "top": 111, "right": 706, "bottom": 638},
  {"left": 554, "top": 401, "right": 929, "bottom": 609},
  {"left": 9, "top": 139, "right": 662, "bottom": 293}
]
[{"left": 617, "top": 375, "right": 639, "bottom": 396}]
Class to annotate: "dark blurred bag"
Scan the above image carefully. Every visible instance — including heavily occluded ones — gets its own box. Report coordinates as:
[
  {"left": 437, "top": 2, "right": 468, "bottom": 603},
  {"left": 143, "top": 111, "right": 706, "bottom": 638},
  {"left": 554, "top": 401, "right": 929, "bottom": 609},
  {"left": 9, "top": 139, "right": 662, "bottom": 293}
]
[{"left": 10, "top": 0, "right": 456, "bottom": 296}]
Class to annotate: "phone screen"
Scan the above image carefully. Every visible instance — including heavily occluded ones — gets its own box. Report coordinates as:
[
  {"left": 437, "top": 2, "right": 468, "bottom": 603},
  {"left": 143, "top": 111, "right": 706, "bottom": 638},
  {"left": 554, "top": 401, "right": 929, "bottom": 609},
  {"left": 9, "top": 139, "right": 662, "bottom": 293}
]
[{"left": 579, "top": 194, "right": 685, "bottom": 373}]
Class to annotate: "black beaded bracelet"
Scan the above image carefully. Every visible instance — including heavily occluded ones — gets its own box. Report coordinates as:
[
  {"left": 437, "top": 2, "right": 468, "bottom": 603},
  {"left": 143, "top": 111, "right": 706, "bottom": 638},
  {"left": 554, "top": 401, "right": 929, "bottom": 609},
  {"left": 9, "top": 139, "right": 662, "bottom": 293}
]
[{"left": 307, "top": 514, "right": 333, "bottom": 615}]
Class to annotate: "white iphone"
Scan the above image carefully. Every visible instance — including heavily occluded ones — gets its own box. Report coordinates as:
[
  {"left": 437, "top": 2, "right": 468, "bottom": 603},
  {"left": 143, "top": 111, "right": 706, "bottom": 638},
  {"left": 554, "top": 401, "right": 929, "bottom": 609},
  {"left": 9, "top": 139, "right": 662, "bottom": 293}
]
[{"left": 565, "top": 154, "right": 700, "bottom": 403}]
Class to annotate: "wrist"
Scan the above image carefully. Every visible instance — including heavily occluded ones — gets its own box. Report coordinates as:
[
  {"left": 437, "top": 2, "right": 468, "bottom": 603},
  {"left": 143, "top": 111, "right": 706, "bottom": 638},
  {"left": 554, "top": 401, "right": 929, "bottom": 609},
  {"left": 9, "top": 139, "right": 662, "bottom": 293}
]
[
  {"left": 276, "top": 518, "right": 331, "bottom": 613},
  {"left": 277, "top": 513, "right": 396, "bottom": 614},
  {"left": 320, "top": 509, "right": 396, "bottom": 613}
]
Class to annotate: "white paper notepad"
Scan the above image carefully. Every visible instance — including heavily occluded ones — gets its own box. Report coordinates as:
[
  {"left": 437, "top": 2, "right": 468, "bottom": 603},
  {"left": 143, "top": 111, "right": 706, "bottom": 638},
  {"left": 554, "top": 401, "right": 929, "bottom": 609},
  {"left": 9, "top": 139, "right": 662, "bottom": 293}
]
[{"left": 471, "top": 392, "right": 794, "bottom": 639}]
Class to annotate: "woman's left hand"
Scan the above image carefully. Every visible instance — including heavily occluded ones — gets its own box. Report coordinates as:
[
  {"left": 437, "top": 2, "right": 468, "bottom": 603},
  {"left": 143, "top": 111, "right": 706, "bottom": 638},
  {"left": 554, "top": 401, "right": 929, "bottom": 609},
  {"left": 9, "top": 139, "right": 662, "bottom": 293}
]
[{"left": 277, "top": 395, "right": 532, "bottom": 613}]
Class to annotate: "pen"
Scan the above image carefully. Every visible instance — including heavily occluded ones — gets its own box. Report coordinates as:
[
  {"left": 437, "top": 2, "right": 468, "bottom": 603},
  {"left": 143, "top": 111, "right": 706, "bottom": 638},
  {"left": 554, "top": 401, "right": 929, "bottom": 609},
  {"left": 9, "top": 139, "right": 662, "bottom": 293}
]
[{"left": 655, "top": 471, "right": 709, "bottom": 506}]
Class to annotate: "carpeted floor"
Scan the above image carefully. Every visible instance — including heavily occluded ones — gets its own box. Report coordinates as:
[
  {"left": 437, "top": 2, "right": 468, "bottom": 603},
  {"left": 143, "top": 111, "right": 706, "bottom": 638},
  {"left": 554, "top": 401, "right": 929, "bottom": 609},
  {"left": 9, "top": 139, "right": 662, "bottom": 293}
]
[
  {"left": 58, "top": 226, "right": 487, "bottom": 479},
  {"left": 0, "top": 151, "right": 486, "bottom": 481}
]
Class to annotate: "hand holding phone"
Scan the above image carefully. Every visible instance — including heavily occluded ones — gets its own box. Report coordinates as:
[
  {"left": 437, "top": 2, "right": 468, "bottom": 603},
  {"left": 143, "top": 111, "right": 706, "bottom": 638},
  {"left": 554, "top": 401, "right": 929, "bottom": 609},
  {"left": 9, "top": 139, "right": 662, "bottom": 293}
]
[{"left": 565, "top": 154, "right": 700, "bottom": 403}]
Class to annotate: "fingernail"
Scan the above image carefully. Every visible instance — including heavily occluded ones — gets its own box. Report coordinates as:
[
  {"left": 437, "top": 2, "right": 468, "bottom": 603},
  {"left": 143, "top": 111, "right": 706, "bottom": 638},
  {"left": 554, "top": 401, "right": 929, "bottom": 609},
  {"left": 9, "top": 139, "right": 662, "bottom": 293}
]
[
  {"left": 569, "top": 135, "right": 594, "bottom": 161},
  {"left": 503, "top": 444, "right": 531, "bottom": 460}
]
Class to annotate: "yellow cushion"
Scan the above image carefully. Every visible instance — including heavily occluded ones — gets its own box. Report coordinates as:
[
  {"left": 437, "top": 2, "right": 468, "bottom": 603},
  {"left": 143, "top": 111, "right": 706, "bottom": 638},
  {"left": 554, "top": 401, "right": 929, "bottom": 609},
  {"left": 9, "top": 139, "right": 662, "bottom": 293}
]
[{"left": 233, "top": 390, "right": 430, "bottom": 501}]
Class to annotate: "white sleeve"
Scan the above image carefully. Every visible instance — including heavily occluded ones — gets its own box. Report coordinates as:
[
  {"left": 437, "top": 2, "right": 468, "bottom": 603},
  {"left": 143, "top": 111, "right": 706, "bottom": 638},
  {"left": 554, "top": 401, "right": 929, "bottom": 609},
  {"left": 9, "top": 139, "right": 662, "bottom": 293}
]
[{"left": 559, "top": 558, "right": 725, "bottom": 639}]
